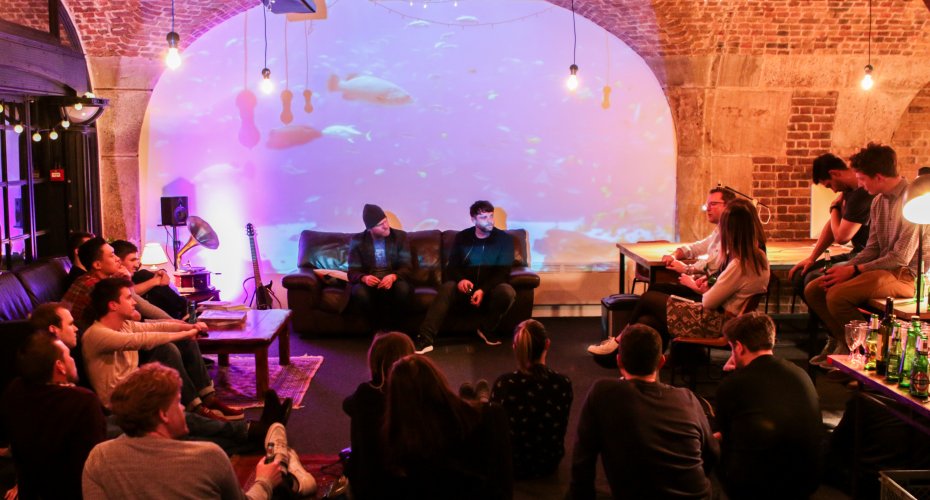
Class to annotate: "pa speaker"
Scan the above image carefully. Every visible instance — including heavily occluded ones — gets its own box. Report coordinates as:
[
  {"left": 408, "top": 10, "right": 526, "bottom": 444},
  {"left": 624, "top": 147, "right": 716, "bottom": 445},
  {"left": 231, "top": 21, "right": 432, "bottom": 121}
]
[{"left": 160, "top": 196, "right": 188, "bottom": 227}]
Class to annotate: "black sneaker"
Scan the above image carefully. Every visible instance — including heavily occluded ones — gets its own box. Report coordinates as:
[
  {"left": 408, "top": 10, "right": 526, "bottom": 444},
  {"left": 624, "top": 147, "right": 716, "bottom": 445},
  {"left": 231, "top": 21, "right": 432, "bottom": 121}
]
[{"left": 415, "top": 336, "right": 434, "bottom": 354}]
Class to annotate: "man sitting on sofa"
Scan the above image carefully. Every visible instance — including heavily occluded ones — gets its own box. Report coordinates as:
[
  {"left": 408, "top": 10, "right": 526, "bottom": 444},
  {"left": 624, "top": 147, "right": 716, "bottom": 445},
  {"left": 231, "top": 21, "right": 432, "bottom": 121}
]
[
  {"left": 112, "top": 239, "right": 188, "bottom": 320},
  {"left": 346, "top": 204, "right": 413, "bottom": 331},
  {"left": 415, "top": 200, "right": 516, "bottom": 354},
  {"left": 64, "top": 231, "right": 94, "bottom": 290}
]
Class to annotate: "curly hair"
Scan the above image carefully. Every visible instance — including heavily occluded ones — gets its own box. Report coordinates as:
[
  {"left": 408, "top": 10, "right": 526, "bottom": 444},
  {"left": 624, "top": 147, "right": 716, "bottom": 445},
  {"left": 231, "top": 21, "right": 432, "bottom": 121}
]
[{"left": 110, "top": 363, "right": 181, "bottom": 437}]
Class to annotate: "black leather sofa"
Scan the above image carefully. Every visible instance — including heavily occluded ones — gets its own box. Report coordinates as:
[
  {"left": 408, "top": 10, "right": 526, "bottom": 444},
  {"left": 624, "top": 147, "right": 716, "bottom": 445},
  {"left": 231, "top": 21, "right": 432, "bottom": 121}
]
[
  {"left": 282, "top": 229, "right": 541, "bottom": 336},
  {"left": 0, "top": 257, "right": 72, "bottom": 390}
]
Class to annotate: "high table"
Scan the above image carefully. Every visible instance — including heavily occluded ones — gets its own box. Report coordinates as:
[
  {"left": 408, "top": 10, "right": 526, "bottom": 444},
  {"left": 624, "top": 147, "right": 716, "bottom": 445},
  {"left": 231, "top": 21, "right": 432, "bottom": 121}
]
[
  {"left": 197, "top": 309, "right": 292, "bottom": 398},
  {"left": 616, "top": 240, "right": 851, "bottom": 294}
]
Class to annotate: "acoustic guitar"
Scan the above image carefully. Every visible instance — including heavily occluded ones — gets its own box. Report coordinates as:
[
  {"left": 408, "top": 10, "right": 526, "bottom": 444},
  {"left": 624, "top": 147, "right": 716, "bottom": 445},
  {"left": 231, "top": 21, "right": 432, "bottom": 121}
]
[{"left": 245, "top": 223, "right": 275, "bottom": 310}]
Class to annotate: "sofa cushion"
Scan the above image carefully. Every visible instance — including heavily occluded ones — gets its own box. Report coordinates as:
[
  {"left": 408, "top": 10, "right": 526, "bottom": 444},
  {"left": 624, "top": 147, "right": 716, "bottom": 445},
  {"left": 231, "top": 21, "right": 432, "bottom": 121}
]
[
  {"left": 297, "top": 231, "right": 353, "bottom": 271},
  {"left": 15, "top": 257, "right": 70, "bottom": 305},
  {"left": 408, "top": 230, "right": 442, "bottom": 287},
  {"left": 0, "top": 271, "right": 34, "bottom": 322}
]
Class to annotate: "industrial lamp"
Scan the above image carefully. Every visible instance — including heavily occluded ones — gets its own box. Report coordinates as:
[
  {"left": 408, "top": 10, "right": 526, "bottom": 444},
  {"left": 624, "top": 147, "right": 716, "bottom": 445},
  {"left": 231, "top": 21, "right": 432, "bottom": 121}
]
[
  {"left": 903, "top": 172, "right": 930, "bottom": 314},
  {"left": 45, "top": 95, "right": 109, "bottom": 127},
  {"left": 140, "top": 243, "right": 170, "bottom": 271}
]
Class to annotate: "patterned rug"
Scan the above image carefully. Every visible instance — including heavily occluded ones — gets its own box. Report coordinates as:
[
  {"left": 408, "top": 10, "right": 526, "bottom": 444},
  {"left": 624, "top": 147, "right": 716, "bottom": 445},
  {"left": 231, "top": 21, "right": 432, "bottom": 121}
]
[{"left": 206, "top": 354, "right": 323, "bottom": 409}]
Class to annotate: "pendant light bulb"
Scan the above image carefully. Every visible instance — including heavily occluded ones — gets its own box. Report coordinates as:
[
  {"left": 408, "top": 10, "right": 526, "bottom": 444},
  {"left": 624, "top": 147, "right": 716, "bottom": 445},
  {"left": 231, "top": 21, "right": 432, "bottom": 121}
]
[
  {"left": 566, "top": 64, "right": 579, "bottom": 91},
  {"left": 13, "top": 124, "right": 23, "bottom": 134},
  {"left": 61, "top": 119, "right": 70, "bottom": 129},
  {"left": 32, "top": 131, "right": 41, "bottom": 142},
  {"left": 165, "top": 31, "right": 182, "bottom": 70},
  {"left": 860, "top": 64, "right": 874, "bottom": 91},
  {"left": 73, "top": 102, "right": 83, "bottom": 111},
  {"left": 49, "top": 130, "right": 59, "bottom": 140},
  {"left": 260, "top": 68, "right": 274, "bottom": 95}
]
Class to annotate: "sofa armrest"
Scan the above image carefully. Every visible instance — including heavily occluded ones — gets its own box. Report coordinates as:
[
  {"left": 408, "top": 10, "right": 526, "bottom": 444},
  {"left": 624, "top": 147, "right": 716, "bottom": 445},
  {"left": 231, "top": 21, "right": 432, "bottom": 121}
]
[
  {"left": 283, "top": 269, "right": 322, "bottom": 292},
  {"left": 509, "top": 268, "right": 540, "bottom": 289}
]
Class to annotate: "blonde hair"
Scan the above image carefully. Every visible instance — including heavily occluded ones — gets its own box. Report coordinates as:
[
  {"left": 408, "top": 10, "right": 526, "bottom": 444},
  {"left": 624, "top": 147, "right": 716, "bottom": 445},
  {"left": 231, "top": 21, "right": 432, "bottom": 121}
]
[{"left": 513, "top": 319, "right": 548, "bottom": 372}]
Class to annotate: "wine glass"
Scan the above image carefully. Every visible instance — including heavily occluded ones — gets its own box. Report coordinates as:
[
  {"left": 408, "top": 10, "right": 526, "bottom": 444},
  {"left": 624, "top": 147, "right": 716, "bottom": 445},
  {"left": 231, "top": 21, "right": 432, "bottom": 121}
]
[{"left": 845, "top": 321, "right": 865, "bottom": 367}]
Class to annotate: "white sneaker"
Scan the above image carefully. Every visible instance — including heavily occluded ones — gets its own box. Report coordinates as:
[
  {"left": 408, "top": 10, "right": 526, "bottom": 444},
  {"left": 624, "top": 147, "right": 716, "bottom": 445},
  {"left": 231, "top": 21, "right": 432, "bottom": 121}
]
[
  {"left": 263, "top": 423, "right": 290, "bottom": 467},
  {"left": 287, "top": 447, "right": 318, "bottom": 497},
  {"left": 587, "top": 336, "right": 619, "bottom": 355}
]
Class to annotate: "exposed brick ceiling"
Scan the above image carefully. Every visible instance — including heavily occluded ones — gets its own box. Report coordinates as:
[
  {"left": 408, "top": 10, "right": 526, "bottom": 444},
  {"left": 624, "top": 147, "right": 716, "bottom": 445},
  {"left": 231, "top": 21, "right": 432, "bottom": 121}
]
[{"left": 4, "top": 0, "right": 930, "bottom": 60}]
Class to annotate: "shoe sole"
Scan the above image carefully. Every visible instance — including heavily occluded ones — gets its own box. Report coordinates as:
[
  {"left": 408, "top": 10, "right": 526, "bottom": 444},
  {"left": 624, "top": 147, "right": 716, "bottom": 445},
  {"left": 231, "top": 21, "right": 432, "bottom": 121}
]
[
  {"left": 415, "top": 345, "right": 433, "bottom": 354},
  {"left": 477, "top": 331, "right": 502, "bottom": 346}
]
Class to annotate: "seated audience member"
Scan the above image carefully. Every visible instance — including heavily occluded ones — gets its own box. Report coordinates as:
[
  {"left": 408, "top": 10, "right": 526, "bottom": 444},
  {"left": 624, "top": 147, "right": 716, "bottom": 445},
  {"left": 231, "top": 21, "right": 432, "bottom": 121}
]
[
  {"left": 415, "top": 200, "right": 516, "bottom": 354},
  {"left": 659, "top": 186, "right": 735, "bottom": 300},
  {"left": 570, "top": 324, "right": 718, "bottom": 499},
  {"left": 83, "top": 363, "right": 316, "bottom": 500},
  {"left": 805, "top": 143, "right": 923, "bottom": 365},
  {"left": 489, "top": 319, "right": 572, "bottom": 479},
  {"left": 82, "top": 277, "right": 240, "bottom": 420},
  {"left": 64, "top": 237, "right": 174, "bottom": 330},
  {"left": 64, "top": 231, "right": 94, "bottom": 289},
  {"left": 342, "top": 332, "right": 415, "bottom": 500},
  {"left": 346, "top": 204, "right": 413, "bottom": 330},
  {"left": 716, "top": 312, "right": 822, "bottom": 499},
  {"left": 590, "top": 198, "right": 769, "bottom": 354},
  {"left": 112, "top": 240, "right": 188, "bottom": 319},
  {"left": 1, "top": 331, "right": 106, "bottom": 500},
  {"left": 383, "top": 355, "right": 512, "bottom": 499},
  {"left": 29, "top": 302, "right": 79, "bottom": 350}
]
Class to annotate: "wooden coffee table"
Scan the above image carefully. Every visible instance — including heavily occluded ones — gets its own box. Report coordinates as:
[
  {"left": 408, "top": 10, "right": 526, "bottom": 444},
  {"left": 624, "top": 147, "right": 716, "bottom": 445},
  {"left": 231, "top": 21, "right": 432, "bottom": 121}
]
[{"left": 197, "top": 309, "right": 292, "bottom": 397}]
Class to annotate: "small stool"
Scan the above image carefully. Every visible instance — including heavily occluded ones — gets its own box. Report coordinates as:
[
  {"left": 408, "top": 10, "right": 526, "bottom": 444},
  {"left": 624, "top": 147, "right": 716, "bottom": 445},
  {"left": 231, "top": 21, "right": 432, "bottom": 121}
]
[{"left": 600, "top": 294, "right": 640, "bottom": 339}]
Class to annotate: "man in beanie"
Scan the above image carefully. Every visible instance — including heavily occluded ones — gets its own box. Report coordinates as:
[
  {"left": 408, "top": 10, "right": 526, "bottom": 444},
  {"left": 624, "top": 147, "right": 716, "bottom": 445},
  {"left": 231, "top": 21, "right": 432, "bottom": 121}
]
[{"left": 346, "top": 204, "right": 413, "bottom": 330}]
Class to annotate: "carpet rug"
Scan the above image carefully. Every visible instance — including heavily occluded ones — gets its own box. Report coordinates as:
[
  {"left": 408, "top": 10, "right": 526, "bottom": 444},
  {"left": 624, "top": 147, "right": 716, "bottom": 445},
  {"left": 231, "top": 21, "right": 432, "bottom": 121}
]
[{"left": 206, "top": 354, "right": 323, "bottom": 409}]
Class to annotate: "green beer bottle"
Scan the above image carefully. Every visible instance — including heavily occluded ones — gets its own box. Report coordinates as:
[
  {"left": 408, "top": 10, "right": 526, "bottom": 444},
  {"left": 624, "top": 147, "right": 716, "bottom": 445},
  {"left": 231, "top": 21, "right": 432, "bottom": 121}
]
[
  {"left": 910, "top": 334, "right": 929, "bottom": 400},
  {"left": 886, "top": 326, "right": 903, "bottom": 384},
  {"left": 865, "top": 314, "right": 880, "bottom": 371},
  {"left": 878, "top": 297, "right": 895, "bottom": 375},
  {"left": 899, "top": 318, "right": 921, "bottom": 389},
  {"left": 822, "top": 249, "right": 832, "bottom": 272}
]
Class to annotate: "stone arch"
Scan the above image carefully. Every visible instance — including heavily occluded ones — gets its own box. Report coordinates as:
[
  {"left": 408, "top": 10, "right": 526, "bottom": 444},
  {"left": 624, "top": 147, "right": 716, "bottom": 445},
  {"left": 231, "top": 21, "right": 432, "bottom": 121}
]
[{"left": 892, "top": 82, "right": 930, "bottom": 177}]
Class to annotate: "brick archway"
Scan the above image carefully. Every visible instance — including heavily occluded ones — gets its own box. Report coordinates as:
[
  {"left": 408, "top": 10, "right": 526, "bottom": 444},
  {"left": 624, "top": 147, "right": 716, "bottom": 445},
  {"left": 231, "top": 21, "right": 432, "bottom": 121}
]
[{"left": 892, "top": 82, "right": 930, "bottom": 177}]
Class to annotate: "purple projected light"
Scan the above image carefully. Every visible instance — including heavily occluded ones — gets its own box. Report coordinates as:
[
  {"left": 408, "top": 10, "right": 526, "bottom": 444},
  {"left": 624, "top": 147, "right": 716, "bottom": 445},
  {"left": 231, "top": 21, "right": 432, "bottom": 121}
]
[{"left": 143, "top": 0, "right": 675, "bottom": 299}]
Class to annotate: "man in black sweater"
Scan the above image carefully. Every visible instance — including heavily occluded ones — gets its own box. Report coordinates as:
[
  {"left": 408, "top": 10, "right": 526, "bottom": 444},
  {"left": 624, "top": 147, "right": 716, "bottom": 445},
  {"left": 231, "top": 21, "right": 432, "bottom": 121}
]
[
  {"left": 346, "top": 204, "right": 413, "bottom": 330},
  {"left": 716, "top": 312, "right": 822, "bottom": 499},
  {"left": 570, "top": 324, "right": 718, "bottom": 499},
  {"left": 415, "top": 200, "right": 515, "bottom": 354}
]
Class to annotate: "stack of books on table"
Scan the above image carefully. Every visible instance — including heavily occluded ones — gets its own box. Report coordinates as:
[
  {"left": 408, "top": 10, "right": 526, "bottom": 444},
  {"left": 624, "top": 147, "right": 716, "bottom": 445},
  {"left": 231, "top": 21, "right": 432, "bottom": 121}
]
[{"left": 197, "top": 308, "right": 248, "bottom": 329}]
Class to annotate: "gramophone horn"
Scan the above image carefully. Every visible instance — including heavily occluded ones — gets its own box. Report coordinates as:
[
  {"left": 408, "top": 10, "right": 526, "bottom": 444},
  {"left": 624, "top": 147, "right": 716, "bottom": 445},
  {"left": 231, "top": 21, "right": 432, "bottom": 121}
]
[{"left": 175, "top": 216, "right": 220, "bottom": 268}]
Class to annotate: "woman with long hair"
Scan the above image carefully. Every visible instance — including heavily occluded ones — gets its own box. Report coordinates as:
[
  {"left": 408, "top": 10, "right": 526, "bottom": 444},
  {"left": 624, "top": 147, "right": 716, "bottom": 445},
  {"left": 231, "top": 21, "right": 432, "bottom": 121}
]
[
  {"left": 591, "top": 199, "right": 770, "bottom": 353},
  {"left": 490, "top": 319, "right": 572, "bottom": 479},
  {"left": 342, "top": 332, "right": 414, "bottom": 500},
  {"left": 382, "top": 355, "right": 512, "bottom": 499}
]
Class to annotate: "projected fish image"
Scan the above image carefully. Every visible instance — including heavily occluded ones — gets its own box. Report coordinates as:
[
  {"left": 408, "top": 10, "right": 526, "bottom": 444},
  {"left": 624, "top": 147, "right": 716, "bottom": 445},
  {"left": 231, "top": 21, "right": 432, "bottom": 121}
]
[
  {"left": 327, "top": 74, "right": 413, "bottom": 106},
  {"left": 266, "top": 125, "right": 323, "bottom": 149}
]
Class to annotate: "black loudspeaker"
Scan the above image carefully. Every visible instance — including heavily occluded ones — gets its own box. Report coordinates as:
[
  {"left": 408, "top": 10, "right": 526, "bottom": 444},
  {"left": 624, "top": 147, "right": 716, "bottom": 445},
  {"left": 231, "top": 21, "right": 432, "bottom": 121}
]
[{"left": 160, "top": 196, "right": 189, "bottom": 227}]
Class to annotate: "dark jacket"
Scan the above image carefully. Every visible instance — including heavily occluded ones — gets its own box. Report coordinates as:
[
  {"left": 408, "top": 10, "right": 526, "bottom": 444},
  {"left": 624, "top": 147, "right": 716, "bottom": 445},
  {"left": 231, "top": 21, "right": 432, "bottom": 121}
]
[
  {"left": 347, "top": 229, "right": 413, "bottom": 284},
  {"left": 446, "top": 227, "right": 514, "bottom": 293}
]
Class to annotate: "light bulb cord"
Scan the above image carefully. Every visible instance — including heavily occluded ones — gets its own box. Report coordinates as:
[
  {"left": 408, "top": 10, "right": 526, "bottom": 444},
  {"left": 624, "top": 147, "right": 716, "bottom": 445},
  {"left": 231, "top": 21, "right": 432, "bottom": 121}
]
[
  {"left": 867, "top": 0, "right": 871, "bottom": 65},
  {"left": 171, "top": 0, "right": 175, "bottom": 34},
  {"left": 571, "top": 0, "right": 577, "bottom": 65},
  {"left": 263, "top": 3, "right": 268, "bottom": 69}
]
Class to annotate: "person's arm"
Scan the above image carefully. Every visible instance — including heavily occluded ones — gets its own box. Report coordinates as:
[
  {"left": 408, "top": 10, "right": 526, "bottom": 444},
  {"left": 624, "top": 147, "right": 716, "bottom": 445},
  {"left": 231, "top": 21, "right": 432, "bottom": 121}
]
[
  {"left": 568, "top": 384, "right": 601, "bottom": 500},
  {"left": 132, "top": 290, "right": 172, "bottom": 320},
  {"left": 479, "top": 231, "right": 514, "bottom": 292},
  {"left": 835, "top": 188, "right": 872, "bottom": 245},
  {"left": 859, "top": 221, "right": 919, "bottom": 272},
  {"left": 845, "top": 198, "right": 881, "bottom": 266},
  {"left": 84, "top": 322, "right": 196, "bottom": 354},
  {"left": 790, "top": 221, "right": 835, "bottom": 279},
  {"left": 678, "top": 230, "right": 715, "bottom": 260},
  {"left": 693, "top": 394, "right": 720, "bottom": 475},
  {"left": 701, "top": 261, "right": 743, "bottom": 311},
  {"left": 131, "top": 270, "right": 170, "bottom": 295}
]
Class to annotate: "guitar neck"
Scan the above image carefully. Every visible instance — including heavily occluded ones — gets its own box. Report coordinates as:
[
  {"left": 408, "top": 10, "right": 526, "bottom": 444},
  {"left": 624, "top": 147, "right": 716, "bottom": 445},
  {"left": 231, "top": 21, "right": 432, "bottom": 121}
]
[{"left": 248, "top": 233, "right": 263, "bottom": 284}]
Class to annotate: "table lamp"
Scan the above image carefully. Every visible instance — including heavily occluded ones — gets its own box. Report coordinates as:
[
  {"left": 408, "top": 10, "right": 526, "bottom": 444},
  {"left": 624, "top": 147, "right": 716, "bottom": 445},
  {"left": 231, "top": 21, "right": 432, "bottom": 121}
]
[
  {"left": 903, "top": 172, "right": 930, "bottom": 315},
  {"left": 140, "top": 242, "right": 170, "bottom": 271}
]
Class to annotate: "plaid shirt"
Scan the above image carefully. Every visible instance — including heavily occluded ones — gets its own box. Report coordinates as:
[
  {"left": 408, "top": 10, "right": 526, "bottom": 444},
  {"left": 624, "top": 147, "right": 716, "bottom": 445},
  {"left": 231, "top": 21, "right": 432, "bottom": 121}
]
[
  {"left": 847, "top": 178, "right": 923, "bottom": 275},
  {"left": 62, "top": 273, "right": 101, "bottom": 330}
]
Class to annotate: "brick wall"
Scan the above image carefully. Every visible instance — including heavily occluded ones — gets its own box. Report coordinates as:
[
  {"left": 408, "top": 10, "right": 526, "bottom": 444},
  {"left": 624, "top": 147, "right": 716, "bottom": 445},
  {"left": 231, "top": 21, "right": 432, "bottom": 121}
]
[{"left": 893, "top": 85, "right": 930, "bottom": 178}]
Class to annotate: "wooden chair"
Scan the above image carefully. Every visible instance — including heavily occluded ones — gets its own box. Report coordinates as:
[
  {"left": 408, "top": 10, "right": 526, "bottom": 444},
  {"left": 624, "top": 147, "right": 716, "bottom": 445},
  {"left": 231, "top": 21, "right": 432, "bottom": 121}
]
[{"left": 667, "top": 293, "right": 766, "bottom": 389}]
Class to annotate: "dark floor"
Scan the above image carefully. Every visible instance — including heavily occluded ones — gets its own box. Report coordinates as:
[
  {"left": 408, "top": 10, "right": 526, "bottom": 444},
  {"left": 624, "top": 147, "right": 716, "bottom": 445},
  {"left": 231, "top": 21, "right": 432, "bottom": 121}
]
[{"left": 258, "top": 316, "right": 854, "bottom": 500}]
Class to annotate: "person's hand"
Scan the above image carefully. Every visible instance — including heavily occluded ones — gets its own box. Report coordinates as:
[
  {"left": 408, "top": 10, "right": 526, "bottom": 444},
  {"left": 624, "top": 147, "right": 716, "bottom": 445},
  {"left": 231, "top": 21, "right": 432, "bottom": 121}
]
[
  {"left": 4, "top": 484, "right": 17, "bottom": 500},
  {"left": 457, "top": 279, "right": 475, "bottom": 294},
  {"left": 130, "top": 310, "right": 142, "bottom": 321},
  {"left": 193, "top": 321, "right": 209, "bottom": 333},
  {"left": 788, "top": 257, "right": 814, "bottom": 280},
  {"left": 470, "top": 289, "right": 484, "bottom": 307},
  {"left": 661, "top": 254, "right": 675, "bottom": 265},
  {"left": 254, "top": 455, "right": 284, "bottom": 489},
  {"left": 362, "top": 275, "right": 381, "bottom": 287},
  {"left": 821, "top": 265, "right": 856, "bottom": 289},
  {"left": 114, "top": 267, "right": 132, "bottom": 279},
  {"left": 156, "top": 269, "right": 171, "bottom": 286},
  {"left": 694, "top": 276, "right": 710, "bottom": 294},
  {"left": 679, "top": 273, "right": 700, "bottom": 292},
  {"left": 183, "top": 328, "right": 200, "bottom": 340},
  {"left": 378, "top": 274, "right": 397, "bottom": 290},
  {"left": 713, "top": 431, "right": 722, "bottom": 441},
  {"left": 832, "top": 191, "right": 845, "bottom": 206},
  {"left": 667, "top": 259, "right": 687, "bottom": 274}
]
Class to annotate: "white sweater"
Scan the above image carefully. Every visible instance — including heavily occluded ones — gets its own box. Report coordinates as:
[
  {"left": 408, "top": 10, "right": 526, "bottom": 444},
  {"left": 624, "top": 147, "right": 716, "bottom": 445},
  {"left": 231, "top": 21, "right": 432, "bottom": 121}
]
[{"left": 702, "top": 255, "right": 770, "bottom": 317}]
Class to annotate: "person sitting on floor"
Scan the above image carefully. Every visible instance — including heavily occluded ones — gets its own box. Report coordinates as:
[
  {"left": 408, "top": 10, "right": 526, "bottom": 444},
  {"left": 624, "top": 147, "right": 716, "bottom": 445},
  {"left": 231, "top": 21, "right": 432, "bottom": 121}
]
[
  {"left": 112, "top": 239, "right": 189, "bottom": 320},
  {"left": 82, "top": 363, "right": 316, "bottom": 500},
  {"left": 489, "top": 319, "right": 572, "bottom": 480},
  {"left": 589, "top": 198, "right": 770, "bottom": 356},
  {"left": 1, "top": 331, "right": 106, "bottom": 500},
  {"left": 569, "top": 324, "right": 718, "bottom": 499},
  {"left": 382, "top": 355, "right": 513, "bottom": 499},
  {"left": 82, "top": 277, "right": 241, "bottom": 420},
  {"left": 715, "top": 312, "right": 822, "bottom": 499},
  {"left": 342, "top": 332, "right": 415, "bottom": 500}
]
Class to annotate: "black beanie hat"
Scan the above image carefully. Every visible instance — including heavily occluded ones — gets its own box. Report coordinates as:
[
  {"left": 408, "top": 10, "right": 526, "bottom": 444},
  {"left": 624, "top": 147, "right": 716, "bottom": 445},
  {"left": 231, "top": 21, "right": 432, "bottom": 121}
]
[{"left": 363, "top": 204, "right": 387, "bottom": 229}]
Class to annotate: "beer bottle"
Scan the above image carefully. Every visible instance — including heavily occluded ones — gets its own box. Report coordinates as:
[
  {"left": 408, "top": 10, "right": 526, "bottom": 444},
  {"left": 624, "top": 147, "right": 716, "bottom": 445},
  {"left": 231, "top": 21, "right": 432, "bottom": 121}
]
[
  {"left": 866, "top": 314, "right": 881, "bottom": 372},
  {"left": 823, "top": 249, "right": 832, "bottom": 272},
  {"left": 899, "top": 318, "right": 920, "bottom": 389},
  {"left": 879, "top": 297, "right": 895, "bottom": 375},
  {"left": 886, "top": 326, "right": 903, "bottom": 384},
  {"left": 187, "top": 300, "right": 198, "bottom": 324},
  {"left": 910, "top": 334, "right": 929, "bottom": 400}
]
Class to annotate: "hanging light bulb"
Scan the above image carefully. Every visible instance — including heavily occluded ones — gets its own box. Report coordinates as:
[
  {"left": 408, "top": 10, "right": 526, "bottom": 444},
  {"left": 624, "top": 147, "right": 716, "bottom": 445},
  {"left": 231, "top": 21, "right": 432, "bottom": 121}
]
[
  {"left": 13, "top": 124, "right": 23, "bottom": 134},
  {"left": 73, "top": 102, "right": 83, "bottom": 111},
  {"left": 566, "top": 64, "right": 579, "bottom": 91},
  {"left": 49, "top": 130, "right": 59, "bottom": 140},
  {"left": 861, "top": 64, "right": 874, "bottom": 91},
  {"left": 61, "top": 119, "right": 70, "bottom": 129},
  {"left": 32, "top": 131, "right": 41, "bottom": 142},
  {"left": 260, "top": 68, "right": 274, "bottom": 94},
  {"left": 165, "top": 31, "right": 182, "bottom": 70}
]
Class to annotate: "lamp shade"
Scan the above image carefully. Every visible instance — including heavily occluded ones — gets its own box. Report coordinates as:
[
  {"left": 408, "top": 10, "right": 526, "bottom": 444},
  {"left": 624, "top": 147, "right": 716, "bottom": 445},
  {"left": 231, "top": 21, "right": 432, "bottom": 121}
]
[
  {"left": 140, "top": 243, "right": 170, "bottom": 267},
  {"left": 904, "top": 174, "right": 930, "bottom": 225}
]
